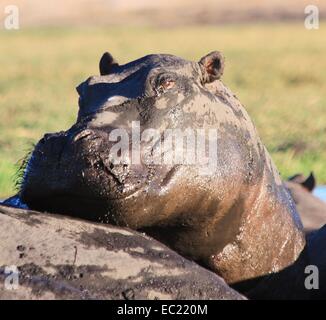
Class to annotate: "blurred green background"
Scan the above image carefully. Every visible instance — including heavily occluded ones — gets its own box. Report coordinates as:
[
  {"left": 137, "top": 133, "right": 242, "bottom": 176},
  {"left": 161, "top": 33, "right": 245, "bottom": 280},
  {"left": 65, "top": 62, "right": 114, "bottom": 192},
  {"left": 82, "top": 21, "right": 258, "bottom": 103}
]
[{"left": 0, "top": 23, "right": 325, "bottom": 198}]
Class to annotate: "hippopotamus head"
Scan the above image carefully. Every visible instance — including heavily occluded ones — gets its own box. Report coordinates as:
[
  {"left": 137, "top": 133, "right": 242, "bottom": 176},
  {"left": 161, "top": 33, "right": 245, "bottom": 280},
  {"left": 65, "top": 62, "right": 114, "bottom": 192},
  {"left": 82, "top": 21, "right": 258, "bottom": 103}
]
[
  {"left": 20, "top": 51, "right": 235, "bottom": 223},
  {"left": 19, "top": 51, "right": 305, "bottom": 284}
]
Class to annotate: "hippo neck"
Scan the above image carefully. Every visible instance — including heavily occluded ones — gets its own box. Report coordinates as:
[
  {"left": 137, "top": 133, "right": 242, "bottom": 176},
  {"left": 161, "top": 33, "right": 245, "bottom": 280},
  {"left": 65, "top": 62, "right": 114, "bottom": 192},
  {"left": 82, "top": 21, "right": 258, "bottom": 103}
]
[{"left": 209, "top": 156, "right": 306, "bottom": 284}]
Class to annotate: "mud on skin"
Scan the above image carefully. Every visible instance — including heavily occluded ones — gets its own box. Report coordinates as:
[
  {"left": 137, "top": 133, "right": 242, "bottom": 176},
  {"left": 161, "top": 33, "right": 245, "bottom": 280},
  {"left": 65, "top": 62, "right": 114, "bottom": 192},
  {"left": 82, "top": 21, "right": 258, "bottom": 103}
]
[{"left": 0, "top": 205, "right": 243, "bottom": 300}]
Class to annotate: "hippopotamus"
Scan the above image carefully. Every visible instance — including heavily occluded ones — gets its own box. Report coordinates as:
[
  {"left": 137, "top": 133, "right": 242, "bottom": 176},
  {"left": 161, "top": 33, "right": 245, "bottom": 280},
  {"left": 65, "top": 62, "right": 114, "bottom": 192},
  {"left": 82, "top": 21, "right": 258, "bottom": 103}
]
[
  {"left": 285, "top": 173, "right": 326, "bottom": 234},
  {"left": 6, "top": 51, "right": 320, "bottom": 299},
  {"left": 11, "top": 51, "right": 305, "bottom": 287}
]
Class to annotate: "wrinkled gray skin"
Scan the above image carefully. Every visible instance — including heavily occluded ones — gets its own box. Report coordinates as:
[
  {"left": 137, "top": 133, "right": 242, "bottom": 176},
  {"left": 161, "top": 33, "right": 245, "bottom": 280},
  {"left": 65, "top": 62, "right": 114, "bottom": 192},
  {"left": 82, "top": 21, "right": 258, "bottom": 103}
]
[
  {"left": 285, "top": 173, "right": 326, "bottom": 234},
  {"left": 0, "top": 204, "right": 244, "bottom": 300},
  {"left": 5, "top": 51, "right": 311, "bottom": 297}
]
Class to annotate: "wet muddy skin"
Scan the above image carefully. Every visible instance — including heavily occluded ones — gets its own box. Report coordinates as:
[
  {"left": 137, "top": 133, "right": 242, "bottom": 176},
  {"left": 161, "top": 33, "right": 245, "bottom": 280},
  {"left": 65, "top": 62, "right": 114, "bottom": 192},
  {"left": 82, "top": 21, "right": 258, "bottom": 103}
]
[
  {"left": 0, "top": 204, "right": 244, "bottom": 300},
  {"left": 3, "top": 51, "right": 325, "bottom": 299}
]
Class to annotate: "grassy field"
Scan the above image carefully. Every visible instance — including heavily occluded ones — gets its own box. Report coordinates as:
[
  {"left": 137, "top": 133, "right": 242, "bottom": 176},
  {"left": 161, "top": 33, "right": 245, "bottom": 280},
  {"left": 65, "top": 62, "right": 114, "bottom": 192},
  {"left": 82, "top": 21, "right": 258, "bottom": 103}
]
[{"left": 0, "top": 23, "right": 325, "bottom": 198}]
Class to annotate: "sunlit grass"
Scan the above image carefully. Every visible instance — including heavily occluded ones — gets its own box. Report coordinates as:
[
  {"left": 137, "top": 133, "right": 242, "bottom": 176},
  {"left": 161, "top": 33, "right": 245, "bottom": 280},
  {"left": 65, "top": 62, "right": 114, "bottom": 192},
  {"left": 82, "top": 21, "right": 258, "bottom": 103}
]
[{"left": 0, "top": 23, "right": 325, "bottom": 198}]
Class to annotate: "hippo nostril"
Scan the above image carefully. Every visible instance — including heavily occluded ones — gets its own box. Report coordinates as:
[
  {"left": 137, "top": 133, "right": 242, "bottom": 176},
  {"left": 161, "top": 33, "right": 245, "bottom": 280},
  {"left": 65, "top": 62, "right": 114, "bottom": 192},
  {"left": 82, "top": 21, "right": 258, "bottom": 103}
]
[
  {"left": 73, "top": 129, "right": 93, "bottom": 142},
  {"left": 107, "top": 162, "right": 129, "bottom": 172}
]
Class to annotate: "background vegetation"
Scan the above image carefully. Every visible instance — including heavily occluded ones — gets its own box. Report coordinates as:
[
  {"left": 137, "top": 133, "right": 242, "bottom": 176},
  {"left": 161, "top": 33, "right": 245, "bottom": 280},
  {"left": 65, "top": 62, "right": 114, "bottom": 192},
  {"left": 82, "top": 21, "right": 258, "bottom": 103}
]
[{"left": 0, "top": 23, "right": 325, "bottom": 198}]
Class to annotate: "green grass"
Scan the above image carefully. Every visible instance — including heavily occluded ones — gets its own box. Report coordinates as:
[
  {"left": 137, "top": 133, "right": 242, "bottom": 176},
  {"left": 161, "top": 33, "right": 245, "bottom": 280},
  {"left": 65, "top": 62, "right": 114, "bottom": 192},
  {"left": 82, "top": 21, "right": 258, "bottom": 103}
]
[{"left": 0, "top": 24, "right": 326, "bottom": 198}]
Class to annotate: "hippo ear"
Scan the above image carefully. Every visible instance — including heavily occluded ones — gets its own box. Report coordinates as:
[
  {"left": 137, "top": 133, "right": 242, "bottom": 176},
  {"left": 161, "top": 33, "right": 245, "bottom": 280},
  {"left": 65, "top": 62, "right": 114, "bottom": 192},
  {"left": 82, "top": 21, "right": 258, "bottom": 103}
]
[
  {"left": 288, "top": 172, "right": 316, "bottom": 192},
  {"left": 99, "top": 52, "right": 119, "bottom": 75},
  {"left": 301, "top": 172, "right": 316, "bottom": 192},
  {"left": 199, "top": 51, "right": 225, "bottom": 83}
]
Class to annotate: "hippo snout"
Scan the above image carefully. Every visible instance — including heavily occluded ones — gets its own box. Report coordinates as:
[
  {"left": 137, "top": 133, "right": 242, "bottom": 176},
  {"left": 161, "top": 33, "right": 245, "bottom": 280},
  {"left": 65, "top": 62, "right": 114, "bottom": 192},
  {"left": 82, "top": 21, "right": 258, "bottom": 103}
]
[{"left": 20, "top": 126, "right": 146, "bottom": 220}]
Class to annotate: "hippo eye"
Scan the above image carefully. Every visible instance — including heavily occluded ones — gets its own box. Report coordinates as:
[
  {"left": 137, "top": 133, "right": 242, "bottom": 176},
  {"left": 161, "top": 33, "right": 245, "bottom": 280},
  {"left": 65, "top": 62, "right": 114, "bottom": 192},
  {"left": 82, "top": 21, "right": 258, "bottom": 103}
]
[{"left": 154, "top": 74, "right": 176, "bottom": 95}]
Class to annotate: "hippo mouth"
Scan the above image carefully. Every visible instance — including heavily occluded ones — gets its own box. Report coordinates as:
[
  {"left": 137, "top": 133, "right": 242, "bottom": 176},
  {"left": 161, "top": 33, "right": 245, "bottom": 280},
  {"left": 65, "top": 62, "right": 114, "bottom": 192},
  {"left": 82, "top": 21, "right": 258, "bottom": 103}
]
[
  {"left": 21, "top": 167, "right": 147, "bottom": 222},
  {"left": 23, "top": 190, "right": 142, "bottom": 223}
]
